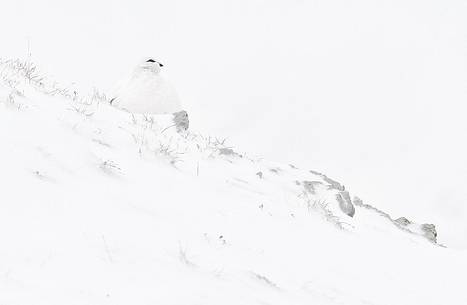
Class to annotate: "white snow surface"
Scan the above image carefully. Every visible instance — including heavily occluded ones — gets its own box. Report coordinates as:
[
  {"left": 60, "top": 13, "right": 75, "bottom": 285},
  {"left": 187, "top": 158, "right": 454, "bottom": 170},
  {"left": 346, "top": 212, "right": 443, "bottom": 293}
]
[
  {"left": 0, "top": 60, "right": 466, "bottom": 305},
  {"left": 1, "top": 0, "right": 467, "bottom": 249},
  {"left": 109, "top": 59, "right": 182, "bottom": 114}
]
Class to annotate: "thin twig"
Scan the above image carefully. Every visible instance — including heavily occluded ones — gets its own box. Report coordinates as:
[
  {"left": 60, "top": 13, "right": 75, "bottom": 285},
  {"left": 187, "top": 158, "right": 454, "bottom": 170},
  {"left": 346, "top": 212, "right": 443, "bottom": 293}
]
[{"left": 102, "top": 235, "right": 113, "bottom": 263}]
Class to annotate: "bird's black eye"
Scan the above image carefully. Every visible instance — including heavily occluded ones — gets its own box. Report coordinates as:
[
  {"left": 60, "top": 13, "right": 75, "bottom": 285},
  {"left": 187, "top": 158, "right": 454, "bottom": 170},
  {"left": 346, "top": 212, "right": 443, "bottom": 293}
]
[
  {"left": 146, "top": 59, "right": 156, "bottom": 63},
  {"left": 159, "top": 63, "right": 164, "bottom": 67}
]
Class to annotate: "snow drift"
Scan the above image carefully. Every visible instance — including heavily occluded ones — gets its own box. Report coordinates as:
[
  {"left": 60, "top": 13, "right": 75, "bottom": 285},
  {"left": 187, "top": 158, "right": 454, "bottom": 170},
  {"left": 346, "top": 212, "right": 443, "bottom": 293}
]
[{"left": 0, "top": 59, "right": 465, "bottom": 305}]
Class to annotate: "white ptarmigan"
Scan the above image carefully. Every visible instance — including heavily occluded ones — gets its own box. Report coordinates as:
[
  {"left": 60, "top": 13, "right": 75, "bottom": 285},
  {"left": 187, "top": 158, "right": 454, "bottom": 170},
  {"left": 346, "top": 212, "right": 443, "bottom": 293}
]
[{"left": 110, "top": 58, "right": 182, "bottom": 115}]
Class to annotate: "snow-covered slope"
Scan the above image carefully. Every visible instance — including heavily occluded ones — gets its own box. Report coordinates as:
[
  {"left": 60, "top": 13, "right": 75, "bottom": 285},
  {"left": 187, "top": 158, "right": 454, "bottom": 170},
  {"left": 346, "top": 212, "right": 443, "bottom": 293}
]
[{"left": 0, "top": 59, "right": 465, "bottom": 305}]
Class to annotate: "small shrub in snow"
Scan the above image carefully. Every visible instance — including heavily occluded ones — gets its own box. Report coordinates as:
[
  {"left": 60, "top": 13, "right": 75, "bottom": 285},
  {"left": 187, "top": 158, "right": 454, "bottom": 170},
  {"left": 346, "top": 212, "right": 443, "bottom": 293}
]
[
  {"left": 157, "top": 140, "right": 183, "bottom": 165},
  {"left": 68, "top": 104, "right": 95, "bottom": 117},
  {"left": 1, "top": 89, "right": 26, "bottom": 110},
  {"left": 100, "top": 160, "right": 122, "bottom": 175},
  {"left": 178, "top": 244, "right": 196, "bottom": 267},
  {"left": 301, "top": 192, "right": 347, "bottom": 230},
  {"left": 250, "top": 272, "right": 279, "bottom": 289}
]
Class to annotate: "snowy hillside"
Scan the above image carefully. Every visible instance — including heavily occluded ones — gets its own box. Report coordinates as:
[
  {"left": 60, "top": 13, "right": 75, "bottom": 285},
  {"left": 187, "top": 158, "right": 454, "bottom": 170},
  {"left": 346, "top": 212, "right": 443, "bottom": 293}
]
[{"left": 0, "top": 59, "right": 466, "bottom": 305}]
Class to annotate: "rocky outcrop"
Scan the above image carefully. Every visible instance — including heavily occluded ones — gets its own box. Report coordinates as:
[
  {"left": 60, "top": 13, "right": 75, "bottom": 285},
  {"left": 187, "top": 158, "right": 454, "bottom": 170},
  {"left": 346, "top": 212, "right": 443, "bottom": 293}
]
[
  {"left": 394, "top": 217, "right": 411, "bottom": 226},
  {"left": 356, "top": 198, "right": 439, "bottom": 244},
  {"left": 421, "top": 224, "right": 437, "bottom": 243},
  {"left": 173, "top": 110, "right": 189, "bottom": 132},
  {"left": 395, "top": 217, "right": 437, "bottom": 243},
  {"left": 301, "top": 179, "right": 355, "bottom": 217},
  {"left": 336, "top": 191, "right": 355, "bottom": 217},
  {"left": 302, "top": 180, "right": 323, "bottom": 195}
]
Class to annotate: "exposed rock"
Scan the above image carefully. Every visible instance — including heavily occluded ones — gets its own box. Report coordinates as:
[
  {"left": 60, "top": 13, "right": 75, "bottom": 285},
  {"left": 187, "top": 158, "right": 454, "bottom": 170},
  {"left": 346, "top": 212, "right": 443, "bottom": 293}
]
[
  {"left": 380, "top": 213, "right": 438, "bottom": 244},
  {"left": 353, "top": 196, "right": 392, "bottom": 219},
  {"left": 323, "top": 176, "right": 345, "bottom": 191},
  {"left": 340, "top": 191, "right": 352, "bottom": 205},
  {"left": 304, "top": 172, "right": 353, "bottom": 217},
  {"left": 218, "top": 147, "right": 236, "bottom": 156},
  {"left": 309, "top": 169, "right": 323, "bottom": 176},
  {"left": 353, "top": 196, "right": 364, "bottom": 206},
  {"left": 173, "top": 110, "right": 189, "bottom": 132},
  {"left": 308, "top": 170, "right": 344, "bottom": 191},
  {"left": 394, "top": 217, "right": 411, "bottom": 226},
  {"left": 421, "top": 223, "right": 437, "bottom": 243},
  {"left": 336, "top": 191, "right": 355, "bottom": 217},
  {"left": 269, "top": 167, "right": 281, "bottom": 174},
  {"left": 302, "top": 180, "right": 323, "bottom": 195},
  {"left": 354, "top": 197, "right": 439, "bottom": 243}
]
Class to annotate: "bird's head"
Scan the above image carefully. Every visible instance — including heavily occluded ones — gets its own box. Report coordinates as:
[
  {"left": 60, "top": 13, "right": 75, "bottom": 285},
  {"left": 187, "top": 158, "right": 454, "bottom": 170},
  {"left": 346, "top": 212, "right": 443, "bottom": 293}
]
[{"left": 139, "top": 58, "right": 164, "bottom": 73}]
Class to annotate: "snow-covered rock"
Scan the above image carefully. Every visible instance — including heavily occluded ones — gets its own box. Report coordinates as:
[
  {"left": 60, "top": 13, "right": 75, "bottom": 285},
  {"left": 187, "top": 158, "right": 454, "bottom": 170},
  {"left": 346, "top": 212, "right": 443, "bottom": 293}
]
[{"left": 395, "top": 217, "right": 438, "bottom": 243}]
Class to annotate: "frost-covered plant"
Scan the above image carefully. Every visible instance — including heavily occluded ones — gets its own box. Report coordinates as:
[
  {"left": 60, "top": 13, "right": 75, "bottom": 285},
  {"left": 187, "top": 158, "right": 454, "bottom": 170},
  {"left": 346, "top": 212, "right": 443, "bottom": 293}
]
[
  {"left": 127, "top": 114, "right": 185, "bottom": 165},
  {"left": 157, "top": 140, "right": 184, "bottom": 165},
  {"left": 250, "top": 272, "right": 279, "bottom": 289},
  {"left": 100, "top": 160, "right": 122, "bottom": 175},
  {"left": 300, "top": 192, "right": 347, "bottom": 230},
  {"left": 0, "top": 58, "right": 45, "bottom": 86},
  {"left": 1, "top": 89, "right": 26, "bottom": 110},
  {"left": 68, "top": 104, "right": 95, "bottom": 117},
  {"left": 191, "top": 134, "right": 245, "bottom": 159},
  {"left": 178, "top": 244, "right": 195, "bottom": 267},
  {"left": 89, "top": 87, "right": 108, "bottom": 105},
  {"left": 0, "top": 58, "right": 108, "bottom": 108}
]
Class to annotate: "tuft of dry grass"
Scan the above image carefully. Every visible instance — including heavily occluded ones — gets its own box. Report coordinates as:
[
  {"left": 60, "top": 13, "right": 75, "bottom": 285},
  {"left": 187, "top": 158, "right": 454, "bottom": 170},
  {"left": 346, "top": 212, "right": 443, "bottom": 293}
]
[{"left": 300, "top": 191, "right": 349, "bottom": 230}]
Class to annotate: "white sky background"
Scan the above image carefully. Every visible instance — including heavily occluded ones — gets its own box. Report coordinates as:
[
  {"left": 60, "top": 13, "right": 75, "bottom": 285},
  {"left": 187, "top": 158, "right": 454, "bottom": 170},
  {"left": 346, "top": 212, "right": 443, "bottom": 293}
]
[{"left": 1, "top": 0, "right": 466, "bottom": 247}]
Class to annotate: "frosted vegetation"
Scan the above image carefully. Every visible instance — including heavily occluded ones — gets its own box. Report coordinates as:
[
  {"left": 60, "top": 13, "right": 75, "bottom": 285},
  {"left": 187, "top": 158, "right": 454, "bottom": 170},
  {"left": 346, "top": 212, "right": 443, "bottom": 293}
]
[{"left": 0, "top": 59, "right": 465, "bottom": 304}]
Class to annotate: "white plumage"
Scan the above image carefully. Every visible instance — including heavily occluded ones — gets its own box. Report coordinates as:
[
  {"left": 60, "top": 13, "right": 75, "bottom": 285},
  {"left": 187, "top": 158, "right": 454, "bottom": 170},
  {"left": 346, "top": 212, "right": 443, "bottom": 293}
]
[{"left": 110, "top": 58, "right": 182, "bottom": 114}]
